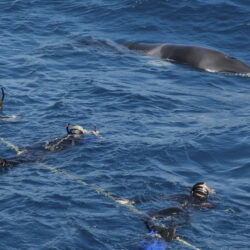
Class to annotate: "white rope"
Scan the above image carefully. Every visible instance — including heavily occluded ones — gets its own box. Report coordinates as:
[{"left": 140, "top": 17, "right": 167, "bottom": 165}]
[{"left": 0, "top": 137, "right": 201, "bottom": 249}]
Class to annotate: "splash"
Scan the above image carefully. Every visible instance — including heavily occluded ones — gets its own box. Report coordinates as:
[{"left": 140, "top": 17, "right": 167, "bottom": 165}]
[{"left": 0, "top": 114, "right": 17, "bottom": 121}]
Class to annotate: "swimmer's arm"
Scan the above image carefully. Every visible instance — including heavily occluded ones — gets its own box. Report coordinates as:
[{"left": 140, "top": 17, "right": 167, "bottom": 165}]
[
  {"left": 84, "top": 126, "right": 99, "bottom": 136},
  {"left": 92, "top": 125, "right": 99, "bottom": 136},
  {"left": 116, "top": 194, "right": 189, "bottom": 205},
  {"left": 0, "top": 158, "right": 19, "bottom": 167},
  {"left": 116, "top": 198, "right": 135, "bottom": 205},
  {"left": 83, "top": 130, "right": 99, "bottom": 136},
  {"left": 116, "top": 195, "right": 159, "bottom": 205},
  {"left": 91, "top": 130, "right": 99, "bottom": 136}
]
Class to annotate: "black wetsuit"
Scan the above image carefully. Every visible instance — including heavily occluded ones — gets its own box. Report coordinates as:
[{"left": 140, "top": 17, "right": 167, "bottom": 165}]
[
  {"left": 0, "top": 134, "right": 84, "bottom": 168},
  {"left": 134, "top": 193, "right": 212, "bottom": 242}
]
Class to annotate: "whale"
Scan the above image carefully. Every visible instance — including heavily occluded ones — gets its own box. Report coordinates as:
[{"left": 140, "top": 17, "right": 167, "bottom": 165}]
[{"left": 124, "top": 43, "right": 250, "bottom": 74}]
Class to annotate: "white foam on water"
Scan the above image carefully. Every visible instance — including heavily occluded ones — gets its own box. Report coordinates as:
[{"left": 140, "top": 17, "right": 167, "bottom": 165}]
[
  {"left": 0, "top": 114, "right": 17, "bottom": 121},
  {"left": 147, "top": 59, "right": 173, "bottom": 67}
]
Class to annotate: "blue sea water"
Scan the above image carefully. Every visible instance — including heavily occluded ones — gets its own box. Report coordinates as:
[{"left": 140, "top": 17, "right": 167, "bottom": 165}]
[{"left": 0, "top": 0, "right": 250, "bottom": 249}]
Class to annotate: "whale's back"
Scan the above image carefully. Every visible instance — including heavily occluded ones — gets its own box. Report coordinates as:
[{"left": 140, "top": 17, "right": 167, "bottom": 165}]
[
  {"left": 125, "top": 43, "right": 250, "bottom": 73},
  {"left": 161, "top": 45, "right": 250, "bottom": 73}
]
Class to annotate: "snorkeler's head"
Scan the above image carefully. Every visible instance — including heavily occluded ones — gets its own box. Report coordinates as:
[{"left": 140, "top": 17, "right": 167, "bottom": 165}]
[
  {"left": 69, "top": 125, "right": 87, "bottom": 136},
  {"left": 191, "top": 182, "right": 210, "bottom": 201}
]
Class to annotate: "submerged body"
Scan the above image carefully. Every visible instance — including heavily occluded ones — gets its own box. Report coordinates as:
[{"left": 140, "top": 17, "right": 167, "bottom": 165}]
[
  {"left": 125, "top": 43, "right": 250, "bottom": 73},
  {"left": 0, "top": 124, "right": 99, "bottom": 168},
  {"left": 118, "top": 182, "right": 214, "bottom": 246}
]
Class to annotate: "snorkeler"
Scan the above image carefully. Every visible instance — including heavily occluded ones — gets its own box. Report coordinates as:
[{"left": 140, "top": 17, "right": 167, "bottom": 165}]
[
  {"left": 0, "top": 87, "right": 17, "bottom": 121},
  {"left": 0, "top": 87, "right": 5, "bottom": 110},
  {"left": 117, "top": 182, "right": 215, "bottom": 245},
  {"left": 43, "top": 123, "right": 99, "bottom": 152},
  {"left": 0, "top": 123, "right": 99, "bottom": 168}
]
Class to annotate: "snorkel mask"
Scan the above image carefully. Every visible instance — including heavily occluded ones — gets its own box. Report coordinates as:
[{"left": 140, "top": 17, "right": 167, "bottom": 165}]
[
  {"left": 66, "top": 123, "right": 87, "bottom": 136},
  {"left": 191, "top": 182, "right": 210, "bottom": 201}
]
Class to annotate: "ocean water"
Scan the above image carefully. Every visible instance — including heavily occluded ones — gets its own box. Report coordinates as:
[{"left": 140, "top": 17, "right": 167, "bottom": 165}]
[{"left": 0, "top": 0, "right": 250, "bottom": 249}]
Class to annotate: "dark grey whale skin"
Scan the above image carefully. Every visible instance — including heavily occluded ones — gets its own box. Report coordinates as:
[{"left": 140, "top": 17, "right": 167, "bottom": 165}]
[{"left": 124, "top": 43, "right": 250, "bottom": 73}]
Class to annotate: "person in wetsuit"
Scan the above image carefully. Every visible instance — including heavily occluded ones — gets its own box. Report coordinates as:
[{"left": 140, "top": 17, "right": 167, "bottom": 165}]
[
  {"left": 0, "top": 123, "right": 99, "bottom": 168},
  {"left": 117, "top": 182, "right": 215, "bottom": 245},
  {"left": 0, "top": 87, "right": 17, "bottom": 121},
  {"left": 0, "top": 87, "right": 4, "bottom": 110}
]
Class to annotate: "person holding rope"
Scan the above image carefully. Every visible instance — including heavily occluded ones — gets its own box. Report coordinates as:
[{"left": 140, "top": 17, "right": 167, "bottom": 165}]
[
  {"left": 0, "top": 123, "right": 99, "bottom": 168},
  {"left": 117, "top": 182, "right": 215, "bottom": 249},
  {"left": 0, "top": 129, "right": 210, "bottom": 249}
]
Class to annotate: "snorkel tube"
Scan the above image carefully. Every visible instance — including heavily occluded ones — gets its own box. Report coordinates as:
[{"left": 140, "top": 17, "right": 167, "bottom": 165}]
[
  {"left": 0, "top": 88, "right": 5, "bottom": 110},
  {"left": 66, "top": 123, "right": 88, "bottom": 136},
  {"left": 191, "top": 182, "right": 210, "bottom": 201},
  {"left": 66, "top": 123, "right": 70, "bottom": 135}
]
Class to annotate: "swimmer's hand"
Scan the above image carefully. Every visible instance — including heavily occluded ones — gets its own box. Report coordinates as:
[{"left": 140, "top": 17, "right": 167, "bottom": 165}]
[
  {"left": 92, "top": 125, "right": 99, "bottom": 136},
  {"left": 92, "top": 130, "right": 99, "bottom": 136},
  {"left": 204, "top": 183, "right": 216, "bottom": 194},
  {"left": 116, "top": 198, "right": 135, "bottom": 205},
  {"left": 208, "top": 188, "right": 216, "bottom": 194}
]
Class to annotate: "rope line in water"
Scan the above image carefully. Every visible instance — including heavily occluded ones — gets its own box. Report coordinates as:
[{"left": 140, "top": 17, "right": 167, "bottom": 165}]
[
  {"left": 0, "top": 137, "right": 20, "bottom": 153},
  {"left": 176, "top": 237, "right": 201, "bottom": 250},
  {"left": 39, "top": 162, "right": 145, "bottom": 216},
  {"left": 0, "top": 137, "right": 200, "bottom": 250}
]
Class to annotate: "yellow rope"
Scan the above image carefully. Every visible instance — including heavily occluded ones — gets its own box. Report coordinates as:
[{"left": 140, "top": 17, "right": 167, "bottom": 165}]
[
  {"left": 176, "top": 237, "right": 201, "bottom": 250},
  {"left": 38, "top": 163, "right": 145, "bottom": 216},
  {"left": 0, "top": 137, "right": 20, "bottom": 153},
  {"left": 0, "top": 137, "right": 200, "bottom": 249},
  {"left": 40, "top": 163, "right": 199, "bottom": 249}
]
